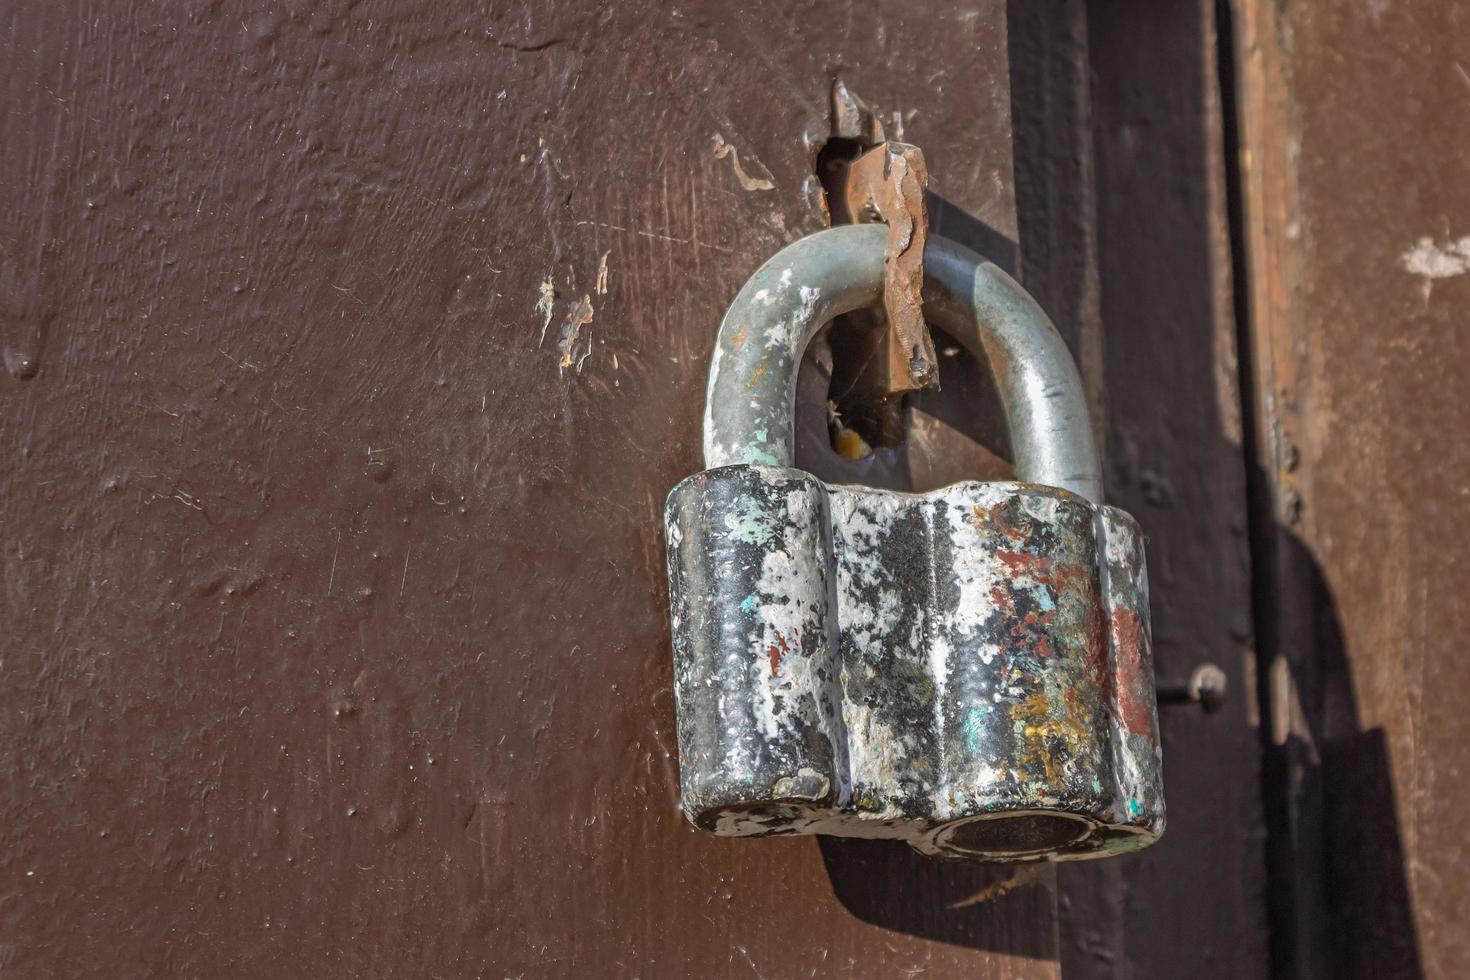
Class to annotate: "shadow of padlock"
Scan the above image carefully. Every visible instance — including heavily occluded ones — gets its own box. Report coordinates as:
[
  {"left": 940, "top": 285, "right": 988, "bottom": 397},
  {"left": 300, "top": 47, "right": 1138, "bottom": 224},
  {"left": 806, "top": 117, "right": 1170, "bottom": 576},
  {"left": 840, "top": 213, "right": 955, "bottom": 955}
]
[{"left": 665, "top": 225, "right": 1163, "bottom": 860}]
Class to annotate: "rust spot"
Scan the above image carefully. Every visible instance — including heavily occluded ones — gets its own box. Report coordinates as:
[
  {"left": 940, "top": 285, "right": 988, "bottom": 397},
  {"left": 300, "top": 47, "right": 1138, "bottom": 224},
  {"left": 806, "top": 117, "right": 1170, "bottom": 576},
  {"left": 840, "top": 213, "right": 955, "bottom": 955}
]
[
  {"left": 1111, "top": 608, "right": 1154, "bottom": 735},
  {"left": 995, "top": 550, "right": 1090, "bottom": 595},
  {"left": 746, "top": 358, "right": 769, "bottom": 390},
  {"left": 1008, "top": 609, "right": 1057, "bottom": 658},
  {"left": 989, "top": 581, "right": 1013, "bottom": 612},
  {"left": 1013, "top": 679, "right": 1097, "bottom": 787},
  {"left": 1082, "top": 605, "right": 1110, "bottom": 692},
  {"left": 1012, "top": 691, "right": 1065, "bottom": 783},
  {"left": 768, "top": 630, "right": 790, "bottom": 676},
  {"left": 839, "top": 141, "right": 936, "bottom": 392},
  {"left": 731, "top": 323, "right": 751, "bottom": 351},
  {"left": 971, "top": 500, "right": 1028, "bottom": 540},
  {"left": 995, "top": 550, "right": 1036, "bottom": 576}
]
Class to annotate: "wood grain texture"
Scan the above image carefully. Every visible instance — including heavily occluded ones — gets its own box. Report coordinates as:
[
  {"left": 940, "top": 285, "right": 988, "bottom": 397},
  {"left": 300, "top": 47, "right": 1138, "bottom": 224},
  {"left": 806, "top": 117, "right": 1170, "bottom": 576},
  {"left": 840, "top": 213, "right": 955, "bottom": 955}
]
[
  {"left": 0, "top": 1, "right": 1066, "bottom": 977},
  {"left": 1232, "top": 1, "right": 1470, "bottom": 976}
]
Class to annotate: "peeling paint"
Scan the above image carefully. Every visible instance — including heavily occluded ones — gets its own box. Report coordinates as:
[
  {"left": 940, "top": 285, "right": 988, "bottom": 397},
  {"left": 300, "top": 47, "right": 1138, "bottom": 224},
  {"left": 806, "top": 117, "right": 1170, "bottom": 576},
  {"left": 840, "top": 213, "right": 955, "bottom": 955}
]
[
  {"left": 711, "top": 133, "right": 776, "bottom": 192},
  {"left": 535, "top": 276, "right": 556, "bottom": 345},
  {"left": 1401, "top": 235, "right": 1470, "bottom": 279},
  {"left": 556, "top": 294, "right": 594, "bottom": 375},
  {"left": 595, "top": 251, "right": 610, "bottom": 295}
]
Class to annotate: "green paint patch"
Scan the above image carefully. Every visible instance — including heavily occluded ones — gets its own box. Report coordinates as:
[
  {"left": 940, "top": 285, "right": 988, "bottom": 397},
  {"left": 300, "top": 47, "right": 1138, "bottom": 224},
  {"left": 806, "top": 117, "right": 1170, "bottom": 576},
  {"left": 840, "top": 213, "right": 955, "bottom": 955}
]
[
  {"left": 745, "top": 447, "right": 781, "bottom": 466},
  {"left": 963, "top": 705, "right": 991, "bottom": 754},
  {"left": 723, "top": 496, "right": 777, "bottom": 546}
]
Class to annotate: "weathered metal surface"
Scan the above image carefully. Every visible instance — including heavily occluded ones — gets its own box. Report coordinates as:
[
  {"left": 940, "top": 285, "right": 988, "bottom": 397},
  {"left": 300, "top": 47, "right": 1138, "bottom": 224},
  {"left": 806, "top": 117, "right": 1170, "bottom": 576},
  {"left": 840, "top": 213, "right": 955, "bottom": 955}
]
[
  {"left": 839, "top": 141, "right": 937, "bottom": 393},
  {"left": 704, "top": 225, "right": 1103, "bottom": 503},
  {"left": 830, "top": 80, "right": 890, "bottom": 148},
  {"left": 666, "top": 466, "right": 1162, "bottom": 859}
]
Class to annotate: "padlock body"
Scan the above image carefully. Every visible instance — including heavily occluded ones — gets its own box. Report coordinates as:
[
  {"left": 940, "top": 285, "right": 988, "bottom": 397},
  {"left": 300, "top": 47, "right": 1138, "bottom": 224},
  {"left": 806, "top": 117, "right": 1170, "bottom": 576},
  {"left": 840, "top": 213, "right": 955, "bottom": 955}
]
[{"left": 665, "top": 465, "right": 1162, "bottom": 860}]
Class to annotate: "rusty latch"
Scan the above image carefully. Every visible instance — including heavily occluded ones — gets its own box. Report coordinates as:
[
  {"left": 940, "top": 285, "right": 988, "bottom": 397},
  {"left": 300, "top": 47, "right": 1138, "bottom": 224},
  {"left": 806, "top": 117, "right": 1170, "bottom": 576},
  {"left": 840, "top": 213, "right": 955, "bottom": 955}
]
[
  {"left": 823, "top": 82, "right": 938, "bottom": 394},
  {"left": 840, "top": 141, "right": 936, "bottom": 393}
]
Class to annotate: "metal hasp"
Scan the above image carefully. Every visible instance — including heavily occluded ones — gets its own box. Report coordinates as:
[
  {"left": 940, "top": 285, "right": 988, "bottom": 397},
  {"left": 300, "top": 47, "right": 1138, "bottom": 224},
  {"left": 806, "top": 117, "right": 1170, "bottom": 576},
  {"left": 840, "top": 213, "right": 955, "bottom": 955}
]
[
  {"left": 821, "top": 80, "right": 939, "bottom": 396},
  {"left": 837, "top": 141, "right": 937, "bottom": 394},
  {"left": 665, "top": 224, "right": 1163, "bottom": 861}
]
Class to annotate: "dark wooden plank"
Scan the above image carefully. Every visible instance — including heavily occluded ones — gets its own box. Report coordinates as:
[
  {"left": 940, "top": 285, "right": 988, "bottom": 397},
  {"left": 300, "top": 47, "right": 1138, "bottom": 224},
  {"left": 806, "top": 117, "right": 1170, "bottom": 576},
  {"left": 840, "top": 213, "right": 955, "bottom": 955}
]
[
  {"left": 0, "top": 0, "right": 1066, "bottom": 976},
  {"left": 1232, "top": 0, "right": 1470, "bottom": 976},
  {"left": 1008, "top": 0, "right": 1272, "bottom": 975}
]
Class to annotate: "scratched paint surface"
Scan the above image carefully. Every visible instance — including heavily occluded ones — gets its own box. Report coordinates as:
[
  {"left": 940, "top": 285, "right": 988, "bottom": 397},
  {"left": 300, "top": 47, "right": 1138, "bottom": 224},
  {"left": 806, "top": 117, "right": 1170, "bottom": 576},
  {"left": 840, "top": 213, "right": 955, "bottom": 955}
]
[
  {"left": 1235, "top": 1, "right": 1470, "bottom": 975},
  {"left": 666, "top": 465, "right": 1161, "bottom": 860},
  {"left": 0, "top": 0, "right": 1077, "bottom": 976}
]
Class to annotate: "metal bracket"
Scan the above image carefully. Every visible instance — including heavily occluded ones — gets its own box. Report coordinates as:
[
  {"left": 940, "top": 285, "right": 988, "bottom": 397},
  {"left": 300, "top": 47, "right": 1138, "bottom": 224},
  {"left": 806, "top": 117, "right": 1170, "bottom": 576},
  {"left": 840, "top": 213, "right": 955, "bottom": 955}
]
[
  {"left": 841, "top": 142, "right": 937, "bottom": 393},
  {"left": 824, "top": 81, "right": 939, "bottom": 396}
]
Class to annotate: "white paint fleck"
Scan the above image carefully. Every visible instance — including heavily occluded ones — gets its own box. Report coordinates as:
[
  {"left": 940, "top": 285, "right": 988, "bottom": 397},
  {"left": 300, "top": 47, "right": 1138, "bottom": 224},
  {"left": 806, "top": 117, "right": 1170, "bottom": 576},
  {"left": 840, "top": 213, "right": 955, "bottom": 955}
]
[
  {"left": 535, "top": 277, "right": 556, "bottom": 345},
  {"left": 711, "top": 133, "right": 775, "bottom": 192},
  {"left": 594, "top": 251, "right": 610, "bottom": 295},
  {"left": 797, "top": 285, "right": 820, "bottom": 318},
  {"left": 764, "top": 285, "right": 820, "bottom": 352},
  {"left": 748, "top": 487, "right": 828, "bottom": 740},
  {"left": 555, "top": 295, "right": 595, "bottom": 377},
  {"left": 1401, "top": 235, "right": 1470, "bottom": 279}
]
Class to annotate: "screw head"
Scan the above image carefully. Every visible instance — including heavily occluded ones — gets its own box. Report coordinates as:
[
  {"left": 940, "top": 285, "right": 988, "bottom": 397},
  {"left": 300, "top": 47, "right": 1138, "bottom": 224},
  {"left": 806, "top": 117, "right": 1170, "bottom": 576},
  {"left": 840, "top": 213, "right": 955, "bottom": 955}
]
[{"left": 1188, "top": 662, "right": 1228, "bottom": 712}]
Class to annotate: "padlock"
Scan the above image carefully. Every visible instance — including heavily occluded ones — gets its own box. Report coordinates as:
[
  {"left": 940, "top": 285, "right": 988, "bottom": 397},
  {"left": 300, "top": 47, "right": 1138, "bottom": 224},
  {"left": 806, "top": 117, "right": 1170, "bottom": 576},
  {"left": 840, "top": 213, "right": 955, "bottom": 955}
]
[{"left": 664, "top": 224, "right": 1163, "bottom": 861}]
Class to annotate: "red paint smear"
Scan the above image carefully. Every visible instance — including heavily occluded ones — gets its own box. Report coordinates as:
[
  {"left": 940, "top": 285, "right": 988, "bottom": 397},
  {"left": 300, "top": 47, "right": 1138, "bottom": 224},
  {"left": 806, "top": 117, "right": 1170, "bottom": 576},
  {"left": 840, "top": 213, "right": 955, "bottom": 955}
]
[
  {"left": 768, "top": 630, "right": 790, "bottom": 676},
  {"left": 990, "top": 582, "right": 1013, "bottom": 612},
  {"left": 995, "top": 549, "right": 1039, "bottom": 576},
  {"left": 1111, "top": 608, "right": 1155, "bottom": 735},
  {"left": 1082, "top": 606, "right": 1110, "bottom": 691},
  {"left": 1008, "top": 609, "right": 1057, "bottom": 657},
  {"left": 995, "top": 550, "right": 1090, "bottom": 595},
  {"left": 988, "top": 501, "right": 1027, "bottom": 540},
  {"left": 989, "top": 551, "right": 1103, "bottom": 662}
]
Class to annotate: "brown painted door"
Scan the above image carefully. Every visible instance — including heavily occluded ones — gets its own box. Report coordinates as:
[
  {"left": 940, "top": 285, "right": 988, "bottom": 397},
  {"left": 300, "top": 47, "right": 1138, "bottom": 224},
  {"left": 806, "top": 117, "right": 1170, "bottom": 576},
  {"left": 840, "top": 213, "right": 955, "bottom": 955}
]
[
  {"left": 6, "top": 1, "right": 1455, "bottom": 978},
  {"left": 1231, "top": 2, "right": 1470, "bottom": 977}
]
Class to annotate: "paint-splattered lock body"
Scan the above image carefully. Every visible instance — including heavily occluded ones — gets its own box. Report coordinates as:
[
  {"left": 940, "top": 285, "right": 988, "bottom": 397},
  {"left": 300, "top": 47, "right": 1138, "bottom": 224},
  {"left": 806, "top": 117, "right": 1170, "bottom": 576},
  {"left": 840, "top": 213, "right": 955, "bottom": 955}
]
[{"left": 665, "top": 465, "right": 1162, "bottom": 860}]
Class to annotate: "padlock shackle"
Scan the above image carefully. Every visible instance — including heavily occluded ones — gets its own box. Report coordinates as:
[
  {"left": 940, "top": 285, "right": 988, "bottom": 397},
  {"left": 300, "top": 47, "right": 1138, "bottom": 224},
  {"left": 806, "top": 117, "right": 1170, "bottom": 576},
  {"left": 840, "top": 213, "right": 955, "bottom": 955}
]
[{"left": 703, "top": 224, "right": 1104, "bottom": 504}]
